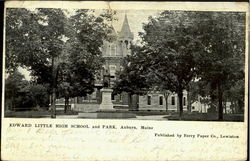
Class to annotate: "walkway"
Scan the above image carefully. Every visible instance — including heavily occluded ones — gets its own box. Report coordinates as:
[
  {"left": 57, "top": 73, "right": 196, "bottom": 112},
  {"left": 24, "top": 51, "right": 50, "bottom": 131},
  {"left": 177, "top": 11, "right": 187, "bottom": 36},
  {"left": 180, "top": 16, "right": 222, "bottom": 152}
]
[
  {"left": 55, "top": 114, "right": 169, "bottom": 120},
  {"left": 133, "top": 115, "right": 169, "bottom": 120}
]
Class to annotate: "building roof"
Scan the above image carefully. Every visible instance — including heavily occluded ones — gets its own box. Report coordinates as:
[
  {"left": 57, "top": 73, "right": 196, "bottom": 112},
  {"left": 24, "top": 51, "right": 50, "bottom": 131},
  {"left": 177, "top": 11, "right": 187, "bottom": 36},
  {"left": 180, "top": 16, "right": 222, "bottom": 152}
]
[
  {"left": 118, "top": 14, "right": 134, "bottom": 39},
  {"left": 106, "top": 25, "right": 118, "bottom": 42}
]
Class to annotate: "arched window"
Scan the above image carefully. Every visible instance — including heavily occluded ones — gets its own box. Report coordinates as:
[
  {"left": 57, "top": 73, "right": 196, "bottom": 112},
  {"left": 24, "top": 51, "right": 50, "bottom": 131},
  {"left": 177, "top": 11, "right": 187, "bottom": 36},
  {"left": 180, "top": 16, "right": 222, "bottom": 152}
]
[{"left": 125, "top": 40, "right": 128, "bottom": 46}]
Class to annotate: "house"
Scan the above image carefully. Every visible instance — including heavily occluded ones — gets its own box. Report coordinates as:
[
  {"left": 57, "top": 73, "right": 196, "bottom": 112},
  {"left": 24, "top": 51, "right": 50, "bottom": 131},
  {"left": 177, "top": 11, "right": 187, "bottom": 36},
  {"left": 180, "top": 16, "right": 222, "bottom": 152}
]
[{"left": 191, "top": 101, "right": 208, "bottom": 113}]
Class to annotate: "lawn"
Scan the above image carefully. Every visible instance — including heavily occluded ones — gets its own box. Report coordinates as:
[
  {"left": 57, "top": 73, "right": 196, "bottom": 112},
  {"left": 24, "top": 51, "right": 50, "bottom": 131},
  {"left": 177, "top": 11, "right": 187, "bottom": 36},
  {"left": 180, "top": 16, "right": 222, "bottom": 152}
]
[
  {"left": 165, "top": 113, "right": 244, "bottom": 122},
  {"left": 4, "top": 109, "right": 244, "bottom": 122},
  {"left": 95, "top": 110, "right": 169, "bottom": 116},
  {"left": 5, "top": 110, "right": 78, "bottom": 118}
]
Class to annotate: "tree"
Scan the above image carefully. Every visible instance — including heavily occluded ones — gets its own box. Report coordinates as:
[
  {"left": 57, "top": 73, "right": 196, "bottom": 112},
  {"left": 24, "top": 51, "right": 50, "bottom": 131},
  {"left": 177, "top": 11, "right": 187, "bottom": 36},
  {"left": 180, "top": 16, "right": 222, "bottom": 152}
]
[
  {"left": 223, "top": 80, "right": 244, "bottom": 114},
  {"left": 138, "top": 11, "right": 206, "bottom": 119},
  {"left": 5, "top": 71, "right": 26, "bottom": 111},
  {"left": 27, "top": 83, "right": 50, "bottom": 110},
  {"left": 6, "top": 9, "right": 113, "bottom": 116},
  {"left": 56, "top": 9, "right": 113, "bottom": 113},
  {"left": 6, "top": 8, "right": 66, "bottom": 117},
  {"left": 113, "top": 45, "right": 152, "bottom": 109},
  {"left": 129, "top": 11, "right": 245, "bottom": 120},
  {"left": 5, "top": 71, "right": 49, "bottom": 111},
  {"left": 194, "top": 12, "right": 245, "bottom": 120}
]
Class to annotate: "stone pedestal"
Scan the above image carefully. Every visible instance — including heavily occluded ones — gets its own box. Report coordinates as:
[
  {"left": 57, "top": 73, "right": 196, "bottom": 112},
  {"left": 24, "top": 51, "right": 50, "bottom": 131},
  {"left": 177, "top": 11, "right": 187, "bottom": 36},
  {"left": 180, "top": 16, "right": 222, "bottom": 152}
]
[{"left": 99, "top": 88, "right": 115, "bottom": 111}]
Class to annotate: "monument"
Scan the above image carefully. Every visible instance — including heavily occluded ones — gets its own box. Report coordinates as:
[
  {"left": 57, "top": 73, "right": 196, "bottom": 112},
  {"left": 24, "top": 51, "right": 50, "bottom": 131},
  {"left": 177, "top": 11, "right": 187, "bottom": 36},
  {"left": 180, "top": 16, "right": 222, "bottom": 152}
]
[
  {"left": 99, "top": 69, "right": 115, "bottom": 111},
  {"left": 78, "top": 68, "right": 136, "bottom": 119}
]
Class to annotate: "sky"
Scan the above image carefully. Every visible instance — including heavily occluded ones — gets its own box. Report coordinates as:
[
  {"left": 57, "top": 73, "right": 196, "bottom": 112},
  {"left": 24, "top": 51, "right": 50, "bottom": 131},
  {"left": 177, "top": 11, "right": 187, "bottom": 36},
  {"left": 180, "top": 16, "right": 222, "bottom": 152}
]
[{"left": 17, "top": 9, "right": 160, "bottom": 80}]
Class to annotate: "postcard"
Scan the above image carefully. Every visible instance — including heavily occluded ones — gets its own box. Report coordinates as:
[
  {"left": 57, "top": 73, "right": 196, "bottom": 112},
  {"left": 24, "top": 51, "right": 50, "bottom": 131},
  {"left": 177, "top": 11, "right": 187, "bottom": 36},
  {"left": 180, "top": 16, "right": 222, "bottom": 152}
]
[{"left": 1, "top": 1, "right": 248, "bottom": 161}]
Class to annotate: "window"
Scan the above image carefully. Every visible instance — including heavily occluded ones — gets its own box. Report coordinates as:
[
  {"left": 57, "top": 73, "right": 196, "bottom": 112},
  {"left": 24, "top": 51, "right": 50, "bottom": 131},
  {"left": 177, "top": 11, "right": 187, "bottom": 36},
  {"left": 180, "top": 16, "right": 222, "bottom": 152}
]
[
  {"left": 192, "top": 106, "right": 195, "bottom": 110},
  {"left": 183, "top": 97, "right": 186, "bottom": 106},
  {"left": 147, "top": 95, "right": 151, "bottom": 105},
  {"left": 111, "top": 44, "right": 116, "bottom": 56},
  {"left": 159, "top": 96, "right": 163, "bottom": 105},
  {"left": 171, "top": 96, "right": 175, "bottom": 105}
]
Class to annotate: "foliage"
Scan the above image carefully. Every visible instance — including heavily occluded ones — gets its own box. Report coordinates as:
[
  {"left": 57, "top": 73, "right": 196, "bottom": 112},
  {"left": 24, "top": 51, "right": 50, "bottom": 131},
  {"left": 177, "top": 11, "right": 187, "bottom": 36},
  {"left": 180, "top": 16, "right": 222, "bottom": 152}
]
[
  {"left": 6, "top": 8, "right": 66, "bottom": 83},
  {"left": 193, "top": 12, "right": 245, "bottom": 119},
  {"left": 113, "top": 45, "right": 152, "bottom": 95},
  {"left": 223, "top": 80, "right": 244, "bottom": 113},
  {"left": 6, "top": 8, "right": 114, "bottom": 113},
  {"left": 115, "top": 11, "right": 245, "bottom": 120},
  {"left": 5, "top": 71, "right": 49, "bottom": 111},
  {"left": 56, "top": 9, "right": 113, "bottom": 102},
  {"left": 136, "top": 11, "right": 208, "bottom": 119}
]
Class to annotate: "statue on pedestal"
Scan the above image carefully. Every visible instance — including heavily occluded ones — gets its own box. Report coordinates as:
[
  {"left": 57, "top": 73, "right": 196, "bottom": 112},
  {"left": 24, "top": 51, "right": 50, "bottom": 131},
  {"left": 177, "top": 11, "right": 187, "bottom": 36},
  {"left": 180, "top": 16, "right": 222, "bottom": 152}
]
[{"left": 103, "top": 69, "right": 111, "bottom": 88}]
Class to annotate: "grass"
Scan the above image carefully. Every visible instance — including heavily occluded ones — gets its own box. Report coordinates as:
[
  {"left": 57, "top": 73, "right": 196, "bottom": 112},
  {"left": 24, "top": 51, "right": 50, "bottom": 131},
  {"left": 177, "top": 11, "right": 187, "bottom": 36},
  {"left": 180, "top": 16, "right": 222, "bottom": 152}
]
[
  {"left": 165, "top": 113, "right": 244, "bottom": 122},
  {"left": 4, "top": 108, "right": 244, "bottom": 122},
  {"left": 131, "top": 110, "right": 169, "bottom": 116},
  {"left": 5, "top": 109, "right": 78, "bottom": 118},
  {"left": 5, "top": 109, "right": 169, "bottom": 118},
  {"left": 95, "top": 109, "right": 169, "bottom": 116}
]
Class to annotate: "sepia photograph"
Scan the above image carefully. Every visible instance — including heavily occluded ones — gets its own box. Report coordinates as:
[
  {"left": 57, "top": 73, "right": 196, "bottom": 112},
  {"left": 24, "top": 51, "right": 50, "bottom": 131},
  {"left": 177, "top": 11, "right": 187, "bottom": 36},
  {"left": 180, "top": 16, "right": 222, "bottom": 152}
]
[
  {"left": 4, "top": 7, "right": 246, "bottom": 121},
  {"left": 1, "top": 2, "right": 248, "bottom": 161}
]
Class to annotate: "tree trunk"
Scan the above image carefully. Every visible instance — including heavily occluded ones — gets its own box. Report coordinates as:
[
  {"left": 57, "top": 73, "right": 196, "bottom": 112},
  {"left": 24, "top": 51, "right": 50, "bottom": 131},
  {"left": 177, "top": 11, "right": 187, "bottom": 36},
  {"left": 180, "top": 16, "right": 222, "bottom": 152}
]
[
  {"left": 13, "top": 91, "right": 16, "bottom": 111},
  {"left": 164, "top": 92, "right": 169, "bottom": 112},
  {"left": 11, "top": 94, "right": 14, "bottom": 111},
  {"left": 135, "top": 94, "right": 139, "bottom": 110},
  {"left": 238, "top": 99, "right": 243, "bottom": 113},
  {"left": 234, "top": 101, "right": 237, "bottom": 113},
  {"left": 65, "top": 97, "right": 69, "bottom": 113},
  {"left": 165, "top": 97, "right": 168, "bottom": 112},
  {"left": 230, "top": 102, "right": 234, "bottom": 114},
  {"left": 96, "top": 88, "right": 101, "bottom": 104},
  {"left": 218, "top": 83, "right": 223, "bottom": 121},
  {"left": 187, "top": 90, "right": 191, "bottom": 113},
  {"left": 177, "top": 91, "right": 183, "bottom": 120},
  {"left": 209, "top": 88, "right": 217, "bottom": 114},
  {"left": 51, "top": 88, "right": 56, "bottom": 118},
  {"left": 127, "top": 93, "right": 132, "bottom": 109},
  {"left": 223, "top": 102, "right": 227, "bottom": 114},
  {"left": 130, "top": 94, "right": 139, "bottom": 111},
  {"left": 64, "top": 88, "right": 70, "bottom": 113},
  {"left": 51, "top": 56, "right": 56, "bottom": 118},
  {"left": 64, "top": 96, "right": 67, "bottom": 113},
  {"left": 35, "top": 99, "right": 39, "bottom": 110}
]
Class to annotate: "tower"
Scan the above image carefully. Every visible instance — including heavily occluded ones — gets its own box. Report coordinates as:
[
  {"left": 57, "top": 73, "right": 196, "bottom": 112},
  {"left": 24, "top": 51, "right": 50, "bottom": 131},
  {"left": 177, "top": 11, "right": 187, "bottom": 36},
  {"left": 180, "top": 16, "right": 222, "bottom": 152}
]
[
  {"left": 118, "top": 14, "right": 134, "bottom": 57},
  {"left": 100, "top": 14, "right": 134, "bottom": 82},
  {"left": 93, "top": 14, "right": 134, "bottom": 106}
]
